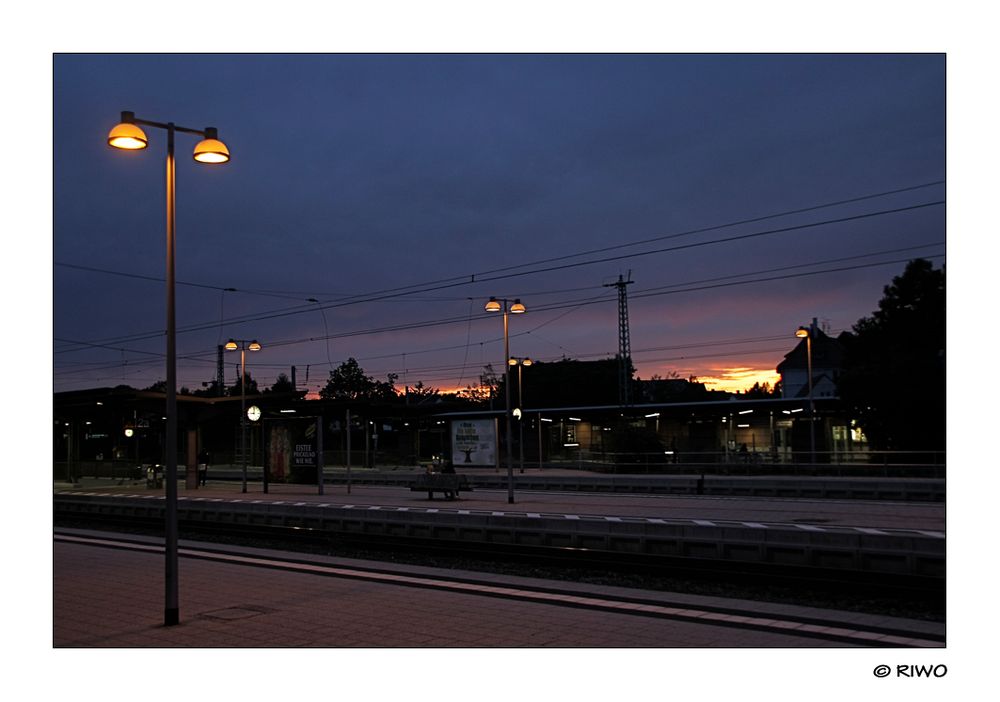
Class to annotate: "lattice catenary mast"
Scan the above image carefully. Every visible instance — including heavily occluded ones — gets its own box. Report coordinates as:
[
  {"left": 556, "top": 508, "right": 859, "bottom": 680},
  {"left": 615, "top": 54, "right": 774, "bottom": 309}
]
[{"left": 604, "top": 272, "right": 634, "bottom": 406}]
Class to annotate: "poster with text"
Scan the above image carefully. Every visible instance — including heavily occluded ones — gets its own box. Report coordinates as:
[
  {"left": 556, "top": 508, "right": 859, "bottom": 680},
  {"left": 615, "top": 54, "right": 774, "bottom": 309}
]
[
  {"left": 451, "top": 419, "right": 497, "bottom": 467},
  {"left": 266, "top": 417, "right": 319, "bottom": 483}
]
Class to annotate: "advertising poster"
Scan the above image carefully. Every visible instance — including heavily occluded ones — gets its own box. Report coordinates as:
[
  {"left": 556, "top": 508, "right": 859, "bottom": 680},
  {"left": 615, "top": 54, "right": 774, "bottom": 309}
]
[
  {"left": 451, "top": 419, "right": 497, "bottom": 467},
  {"left": 266, "top": 422, "right": 290, "bottom": 482},
  {"left": 266, "top": 418, "right": 320, "bottom": 483}
]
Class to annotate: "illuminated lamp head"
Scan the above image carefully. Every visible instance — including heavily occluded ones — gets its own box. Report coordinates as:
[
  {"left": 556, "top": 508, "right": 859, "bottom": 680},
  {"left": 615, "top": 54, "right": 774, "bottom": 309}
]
[
  {"left": 107, "top": 111, "right": 148, "bottom": 150},
  {"left": 193, "top": 127, "right": 230, "bottom": 163}
]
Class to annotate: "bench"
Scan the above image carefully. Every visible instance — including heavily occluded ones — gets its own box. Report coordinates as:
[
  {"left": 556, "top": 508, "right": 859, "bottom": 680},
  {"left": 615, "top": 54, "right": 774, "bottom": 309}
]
[{"left": 409, "top": 473, "right": 472, "bottom": 500}]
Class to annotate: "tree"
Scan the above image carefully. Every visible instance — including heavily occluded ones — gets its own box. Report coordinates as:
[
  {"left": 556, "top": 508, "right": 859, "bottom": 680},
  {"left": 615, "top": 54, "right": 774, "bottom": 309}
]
[
  {"left": 516, "top": 359, "right": 618, "bottom": 407},
  {"left": 456, "top": 364, "right": 499, "bottom": 407},
  {"left": 192, "top": 380, "right": 224, "bottom": 397},
  {"left": 267, "top": 372, "right": 295, "bottom": 394},
  {"left": 227, "top": 372, "right": 259, "bottom": 397},
  {"left": 319, "top": 358, "right": 398, "bottom": 401},
  {"left": 406, "top": 381, "right": 440, "bottom": 403},
  {"left": 743, "top": 382, "right": 779, "bottom": 398},
  {"left": 837, "top": 259, "right": 945, "bottom": 454}
]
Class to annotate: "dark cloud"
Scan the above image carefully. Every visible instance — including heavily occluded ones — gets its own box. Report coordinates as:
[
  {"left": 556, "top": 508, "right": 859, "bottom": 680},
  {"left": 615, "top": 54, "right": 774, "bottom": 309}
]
[{"left": 54, "top": 54, "right": 944, "bottom": 393}]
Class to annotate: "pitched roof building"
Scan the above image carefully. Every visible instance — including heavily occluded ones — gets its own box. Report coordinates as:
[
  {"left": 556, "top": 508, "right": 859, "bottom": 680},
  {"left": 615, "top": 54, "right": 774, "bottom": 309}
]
[{"left": 776, "top": 319, "right": 844, "bottom": 400}]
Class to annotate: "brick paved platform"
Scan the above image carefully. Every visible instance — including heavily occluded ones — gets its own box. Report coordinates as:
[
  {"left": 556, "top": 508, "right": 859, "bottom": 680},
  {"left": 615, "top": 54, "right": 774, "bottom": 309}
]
[{"left": 54, "top": 528, "right": 942, "bottom": 648}]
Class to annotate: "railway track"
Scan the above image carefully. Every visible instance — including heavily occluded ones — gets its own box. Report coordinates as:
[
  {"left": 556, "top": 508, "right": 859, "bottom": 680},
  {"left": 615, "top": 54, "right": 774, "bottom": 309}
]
[{"left": 54, "top": 497, "right": 944, "bottom": 619}]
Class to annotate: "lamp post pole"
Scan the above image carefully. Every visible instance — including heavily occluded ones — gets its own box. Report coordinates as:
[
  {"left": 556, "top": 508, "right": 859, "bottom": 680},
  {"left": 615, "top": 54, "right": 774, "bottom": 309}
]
[
  {"left": 163, "top": 122, "right": 179, "bottom": 626},
  {"left": 240, "top": 345, "right": 246, "bottom": 491},
  {"left": 510, "top": 357, "right": 532, "bottom": 473},
  {"left": 806, "top": 333, "right": 815, "bottom": 463},
  {"left": 517, "top": 360, "right": 524, "bottom": 473},
  {"left": 486, "top": 297, "right": 525, "bottom": 503},
  {"left": 796, "top": 325, "right": 816, "bottom": 464},
  {"left": 225, "top": 339, "right": 261, "bottom": 492},
  {"left": 503, "top": 306, "right": 512, "bottom": 501},
  {"left": 107, "top": 110, "right": 230, "bottom": 627}
]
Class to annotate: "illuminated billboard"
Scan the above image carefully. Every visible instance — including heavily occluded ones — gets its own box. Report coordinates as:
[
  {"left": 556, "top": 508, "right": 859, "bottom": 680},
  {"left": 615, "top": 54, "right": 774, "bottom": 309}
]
[{"left": 451, "top": 419, "right": 497, "bottom": 467}]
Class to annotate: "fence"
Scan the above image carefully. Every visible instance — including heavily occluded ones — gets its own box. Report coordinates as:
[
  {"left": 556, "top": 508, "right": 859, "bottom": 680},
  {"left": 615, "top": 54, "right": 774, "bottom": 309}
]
[
  {"left": 57, "top": 446, "right": 945, "bottom": 482},
  {"left": 542, "top": 448, "right": 945, "bottom": 478}
]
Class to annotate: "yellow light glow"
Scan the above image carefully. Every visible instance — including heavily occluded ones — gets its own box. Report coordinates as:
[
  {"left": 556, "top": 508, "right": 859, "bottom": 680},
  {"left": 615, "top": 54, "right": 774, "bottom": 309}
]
[
  {"left": 193, "top": 137, "right": 230, "bottom": 164},
  {"left": 700, "top": 367, "right": 782, "bottom": 394},
  {"left": 108, "top": 122, "right": 148, "bottom": 150},
  {"left": 522, "top": 358, "right": 533, "bottom": 366},
  {"left": 795, "top": 327, "right": 810, "bottom": 338},
  {"left": 248, "top": 341, "right": 262, "bottom": 352},
  {"left": 224, "top": 340, "right": 238, "bottom": 351},
  {"left": 485, "top": 297, "right": 501, "bottom": 312},
  {"left": 510, "top": 299, "right": 526, "bottom": 314}
]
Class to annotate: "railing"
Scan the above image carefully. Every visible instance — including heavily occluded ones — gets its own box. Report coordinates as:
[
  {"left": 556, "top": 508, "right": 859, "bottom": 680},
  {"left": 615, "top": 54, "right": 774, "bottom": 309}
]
[
  {"left": 543, "top": 449, "right": 945, "bottom": 478},
  {"left": 55, "top": 448, "right": 946, "bottom": 482},
  {"left": 54, "top": 460, "right": 147, "bottom": 482}
]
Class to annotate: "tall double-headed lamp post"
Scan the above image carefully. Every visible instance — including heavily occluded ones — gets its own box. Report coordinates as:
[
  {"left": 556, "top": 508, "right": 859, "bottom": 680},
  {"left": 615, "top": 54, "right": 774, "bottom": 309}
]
[
  {"left": 225, "top": 339, "right": 262, "bottom": 493},
  {"left": 108, "top": 110, "right": 229, "bottom": 627},
  {"left": 485, "top": 297, "right": 526, "bottom": 503},
  {"left": 509, "top": 356, "right": 533, "bottom": 474},
  {"left": 795, "top": 325, "right": 816, "bottom": 463}
]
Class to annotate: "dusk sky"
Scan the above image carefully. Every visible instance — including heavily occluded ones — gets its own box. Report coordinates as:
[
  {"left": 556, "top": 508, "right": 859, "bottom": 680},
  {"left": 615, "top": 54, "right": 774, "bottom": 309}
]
[
  {"left": 53, "top": 53, "right": 945, "bottom": 397},
  {"left": 16, "top": 1, "right": 1000, "bottom": 693}
]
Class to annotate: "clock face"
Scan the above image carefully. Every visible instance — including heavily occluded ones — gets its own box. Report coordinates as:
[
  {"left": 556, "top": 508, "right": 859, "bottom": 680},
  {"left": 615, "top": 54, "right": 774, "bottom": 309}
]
[{"left": 247, "top": 405, "right": 261, "bottom": 422}]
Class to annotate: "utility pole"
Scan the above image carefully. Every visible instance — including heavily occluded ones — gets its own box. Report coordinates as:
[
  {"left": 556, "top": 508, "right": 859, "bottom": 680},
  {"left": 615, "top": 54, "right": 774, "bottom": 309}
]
[{"left": 604, "top": 272, "right": 634, "bottom": 407}]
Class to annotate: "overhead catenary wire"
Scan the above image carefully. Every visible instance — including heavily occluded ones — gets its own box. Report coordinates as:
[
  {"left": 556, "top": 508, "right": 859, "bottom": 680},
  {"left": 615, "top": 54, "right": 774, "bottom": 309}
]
[
  {"left": 54, "top": 182, "right": 945, "bottom": 391},
  {"left": 54, "top": 201, "right": 944, "bottom": 360},
  {"left": 53, "top": 249, "right": 943, "bottom": 385},
  {"left": 54, "top": 184, "right": 945, "bottom": 352}
]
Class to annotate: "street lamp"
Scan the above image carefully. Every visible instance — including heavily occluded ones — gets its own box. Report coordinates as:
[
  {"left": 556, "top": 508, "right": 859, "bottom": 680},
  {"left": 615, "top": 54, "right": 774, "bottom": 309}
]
[
  {"left": 795, "top": 325, "right": 816, "bottom": 463},
  {"left": 509, "top": 356, "right": 532, "bottom": 473},
  {"left": 108, "top": 110, "right": 229, "bottom": 627},
  {"left": 485, "top": 297, "right": 526, "bottom": 503},
  {"left": 225, "top": 339, "right": 262, "bottom": 493}
]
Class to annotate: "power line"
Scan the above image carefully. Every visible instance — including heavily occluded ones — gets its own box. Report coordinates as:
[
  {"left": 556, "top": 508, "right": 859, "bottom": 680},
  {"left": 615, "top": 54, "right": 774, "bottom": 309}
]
[
  {"left": 470, "top": 180, "right": 945, "bottom": 278},
  {"left": 465, "top": 201, "right": 944, "bottom": 285},
  {"left": 54, "top": 250, "right": 943, "bottom": 375},
  {"left": 629, "top": 254, "right": 945, "bottom": 304},
  {"left": 55, "top": 185, "right": 944, "bottom": 351}
]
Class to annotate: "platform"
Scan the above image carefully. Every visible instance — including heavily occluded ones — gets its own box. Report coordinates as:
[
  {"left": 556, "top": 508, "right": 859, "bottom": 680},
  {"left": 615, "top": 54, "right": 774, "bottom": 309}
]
[{"left": 54, "top": 528, "right": 943, "bottom": 648}]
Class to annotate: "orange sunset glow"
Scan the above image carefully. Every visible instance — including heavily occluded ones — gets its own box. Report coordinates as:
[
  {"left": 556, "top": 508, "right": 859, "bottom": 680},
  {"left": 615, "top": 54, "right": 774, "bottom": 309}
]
[{"left": 698, "top": 367, "right": 782, "bottom": 394}]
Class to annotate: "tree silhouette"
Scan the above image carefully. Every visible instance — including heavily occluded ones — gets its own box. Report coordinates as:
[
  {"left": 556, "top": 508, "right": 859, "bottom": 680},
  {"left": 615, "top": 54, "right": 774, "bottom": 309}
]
[
  {"left": 838, "top": 259, "right": 945, "bottom": 455},
  {"left": 268, "top": 372, "right": 295, "bottom": 394},
  {"left": 406, "top": 381, "right": 439, "bottom": 403},
  {"left": 456, "top": 364, "right": 499, "bottom": 407},
  {"left": 227, "top": 372, "right": 258, "bottom": 396},
  {"left": 319, "top": 358, "right": 397, "bottom": 401}
]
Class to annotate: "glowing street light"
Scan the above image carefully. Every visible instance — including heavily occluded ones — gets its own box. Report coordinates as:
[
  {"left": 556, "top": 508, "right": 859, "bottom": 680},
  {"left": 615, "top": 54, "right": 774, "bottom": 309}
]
[
  {"left": 225, "top": 339, "right": 262, "bottom": 493},
  {"left": 485, "top": 297, "right": 526, "bottom": 503},
  {"left": 107, "top": 110, "right": 229, "bottom": 627},
  {"left": 796, "top": 325, "right": 816, "bottom": 463}
]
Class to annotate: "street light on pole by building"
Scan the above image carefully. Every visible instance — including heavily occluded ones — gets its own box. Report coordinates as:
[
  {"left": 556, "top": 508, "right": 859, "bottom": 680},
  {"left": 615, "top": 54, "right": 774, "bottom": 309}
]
[
  {"left": 485, "top": 297, "right": 525, "bottom": 503},
  {"left": 795, "top": 324, "right": 816, "bottom": 463},
  {"left": 225, "top": 339, "right": 262, "bottom": 492},
  {"left": 107, "top": 110, "right": 230, "bottom": 626},
  {"left": 509, "top": 356, "right": 532, "bottom": 473}
]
